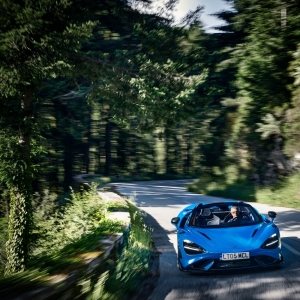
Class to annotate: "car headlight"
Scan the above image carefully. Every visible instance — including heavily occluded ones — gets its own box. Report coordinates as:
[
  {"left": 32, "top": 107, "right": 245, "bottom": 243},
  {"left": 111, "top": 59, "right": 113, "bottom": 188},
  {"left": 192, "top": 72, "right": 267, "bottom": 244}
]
[
  {"left": 261, "top": 233, "right": 280, "bottom": 249},
  {"left": 183, "top": 240, "right": 207, "bottom": 255}
]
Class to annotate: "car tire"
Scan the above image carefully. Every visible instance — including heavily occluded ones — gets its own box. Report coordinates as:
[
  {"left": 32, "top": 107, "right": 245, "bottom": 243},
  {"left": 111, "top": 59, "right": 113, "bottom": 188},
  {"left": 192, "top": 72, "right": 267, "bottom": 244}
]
[
  {"left": 177, "top": 259, "right": 185, "bottom": 271},
  {"left": 177, "top": 248, "right": 185, "bottom": 271},
  {"left": 280, "top": 254, "right": 284, "bottom": 264}
]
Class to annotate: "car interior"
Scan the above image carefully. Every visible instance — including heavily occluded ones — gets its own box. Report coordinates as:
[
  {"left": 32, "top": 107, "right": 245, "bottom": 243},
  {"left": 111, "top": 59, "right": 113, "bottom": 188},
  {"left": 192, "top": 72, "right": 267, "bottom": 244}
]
[{"left": 192, "top": 204, "right": 259, "bottom": 227}]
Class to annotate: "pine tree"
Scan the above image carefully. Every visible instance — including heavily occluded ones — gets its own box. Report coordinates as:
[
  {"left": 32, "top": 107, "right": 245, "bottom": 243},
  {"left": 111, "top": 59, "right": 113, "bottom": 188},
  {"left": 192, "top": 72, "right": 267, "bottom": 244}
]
[{"left": 0, "top": 0, "right": 96, "bottom": 274}]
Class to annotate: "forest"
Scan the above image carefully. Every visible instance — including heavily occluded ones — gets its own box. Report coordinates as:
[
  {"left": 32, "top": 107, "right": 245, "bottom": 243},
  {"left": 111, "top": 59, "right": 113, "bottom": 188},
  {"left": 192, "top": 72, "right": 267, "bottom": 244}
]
[{"left": 1, "top": 0, "right": 300, "bottom": 277}]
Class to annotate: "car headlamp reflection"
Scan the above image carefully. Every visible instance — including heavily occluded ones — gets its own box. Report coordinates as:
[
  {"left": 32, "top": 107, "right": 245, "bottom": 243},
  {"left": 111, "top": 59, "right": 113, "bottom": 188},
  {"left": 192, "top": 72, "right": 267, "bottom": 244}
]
[
  {"left": 261, "top": 233, "right": 280, "bottom": 249},
  {"left": 183, "top": 240, "right": 207, "bottom": 255}
]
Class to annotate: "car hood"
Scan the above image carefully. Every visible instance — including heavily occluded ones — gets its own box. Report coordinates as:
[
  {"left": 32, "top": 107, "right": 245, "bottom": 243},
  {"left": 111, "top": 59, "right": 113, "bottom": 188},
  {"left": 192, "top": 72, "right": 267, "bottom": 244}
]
[{"left": 188, "top": 223, "right": 272, "bottom": 251}]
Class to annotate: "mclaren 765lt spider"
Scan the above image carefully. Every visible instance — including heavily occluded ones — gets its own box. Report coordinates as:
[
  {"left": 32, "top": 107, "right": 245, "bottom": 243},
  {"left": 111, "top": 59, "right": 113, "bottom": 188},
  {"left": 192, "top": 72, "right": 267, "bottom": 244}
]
[{"left": 171, "top": 201, "right": 284, "bottom": 273}]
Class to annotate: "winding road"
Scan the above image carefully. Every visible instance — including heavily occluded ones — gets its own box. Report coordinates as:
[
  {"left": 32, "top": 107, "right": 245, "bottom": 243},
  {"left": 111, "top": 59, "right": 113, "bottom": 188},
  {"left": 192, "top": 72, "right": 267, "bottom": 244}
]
[{"left": 111, "top": 179, "right": 300, "bottom": 300}]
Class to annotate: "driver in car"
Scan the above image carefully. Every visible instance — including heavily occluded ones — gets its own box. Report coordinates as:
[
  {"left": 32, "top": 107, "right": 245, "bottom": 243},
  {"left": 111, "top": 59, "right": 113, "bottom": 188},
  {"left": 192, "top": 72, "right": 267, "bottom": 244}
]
[
  {"left": 225, "top": 206, "right": 250, "bottom": 222},
  {"left": 227, "top": 206, "right": 240, "bottom": 222}
]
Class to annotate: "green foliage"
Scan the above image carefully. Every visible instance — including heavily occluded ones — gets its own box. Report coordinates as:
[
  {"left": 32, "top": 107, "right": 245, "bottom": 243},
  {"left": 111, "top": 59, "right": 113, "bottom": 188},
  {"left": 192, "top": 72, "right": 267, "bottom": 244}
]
[
  {"left": 198, "top": 0, "right": 300, "bottom": 185},
  {"left": 0, "top": 269, "right": 50, "bottom": 298},
  {"left": 0, "top": 192, "right": 153, "bottom": 300},
  {"left": 32, "top": 183, "right": 108, "bottom": 257},
  {"left": 0, "top": 217, "right": 8, "bottom": 275},
  {"left": 0, "top": 0, "right": 97, "bottom": 95},
  {"left": 284, "top": 44, "right": 300, "bottom": 155},
  {"left": 0, "top": 130, "right": 26, "bottom": 186},
  {"left": 106, "top": 200, "right": 128, "bottom": 213},
  {"left": 188, "top": 164, "right": 253, "bottom": 200},
  {"left": 27, "top": 0, "right": 209, "bottom": 191},
  {"left": 189, "top": 170, "right": 300, "bottom": 210},
  {"left": 256, "top": 113, "right": 282, "bottom": 140},
  {"left": 254, "top": 173, "right": 300, "bottom": 208},
  {"left": 0, "top": 185, "right": 129, "bottom": 297},
  {"left": 32, "top": 190, "right": 58, "bottom": 226},
  {"left": 0, "top": 0, "right": 98, "bottom": 273},
  {"left": 5, "top": 191, "right": 31, "bottom": 275},
  {"left": 188, "top": 175, "right": 256, "bottom": 202},
  {"left": 86, "top": 271, "right": 109, "bottom": 300},
  {"left": 102, "top": 199, "right": 153, "bottom": 299},
  {"left": 0, "top": 129, "right": 46, "bottom": 188}
]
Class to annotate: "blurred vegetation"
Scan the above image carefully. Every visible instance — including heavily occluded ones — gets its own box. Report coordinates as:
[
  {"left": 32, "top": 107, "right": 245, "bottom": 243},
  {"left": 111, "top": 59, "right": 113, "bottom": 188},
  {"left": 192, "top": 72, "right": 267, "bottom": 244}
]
[
  {"left": 102, "top": 200, "right": 153, "bottom": 299},
  {"left": 0, "top": 186, "right": 154, "bottom": 300},
  {"left": 0, "top": 183, "right": 123, "bottom": 275},
  {"left": 187, "top": 0, "right": 300, "bottom": 208},
  {"left": 2, "top": 0, "right": 300, "bottom": 280},
  {"left": 0, "top": 0, "right": 205, "bottom": 272},
  {"left": 188, "top": 169, "right": 300, "bottom": 210}
]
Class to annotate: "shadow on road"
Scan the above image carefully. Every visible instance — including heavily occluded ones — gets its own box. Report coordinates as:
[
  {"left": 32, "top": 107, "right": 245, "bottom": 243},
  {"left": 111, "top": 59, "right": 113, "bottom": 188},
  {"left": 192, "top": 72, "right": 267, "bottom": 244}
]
[{"left": 142, "top": 211, "right": 176, "bottom": 255}]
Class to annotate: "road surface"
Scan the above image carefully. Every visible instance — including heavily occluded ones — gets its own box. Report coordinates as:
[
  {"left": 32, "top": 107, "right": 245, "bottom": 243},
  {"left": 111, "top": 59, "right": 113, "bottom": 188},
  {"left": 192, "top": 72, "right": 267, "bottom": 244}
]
[{"left": 111, "top": 179, "right": 300, "bottom": 300}]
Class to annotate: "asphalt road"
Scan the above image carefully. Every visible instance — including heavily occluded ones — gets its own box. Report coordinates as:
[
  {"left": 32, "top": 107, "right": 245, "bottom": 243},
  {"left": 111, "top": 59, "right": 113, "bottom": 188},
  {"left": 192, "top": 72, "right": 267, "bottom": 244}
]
[{"left": 111, "top": 179, "right": 300, "bottom": 300}]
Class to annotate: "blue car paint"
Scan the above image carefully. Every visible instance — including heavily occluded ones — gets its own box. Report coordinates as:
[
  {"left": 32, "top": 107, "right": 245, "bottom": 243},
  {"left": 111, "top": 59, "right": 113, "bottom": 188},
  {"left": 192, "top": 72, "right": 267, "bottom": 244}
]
[{"left": 172, "top": 201, "right": 283, "bottom": 272}]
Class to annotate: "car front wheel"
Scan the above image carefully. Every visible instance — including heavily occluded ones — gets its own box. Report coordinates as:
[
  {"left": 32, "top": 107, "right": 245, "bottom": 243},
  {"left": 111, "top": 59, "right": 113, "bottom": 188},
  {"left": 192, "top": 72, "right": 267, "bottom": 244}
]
[{"left": 177, "top": 248, "right": 185, "bottom": 271}]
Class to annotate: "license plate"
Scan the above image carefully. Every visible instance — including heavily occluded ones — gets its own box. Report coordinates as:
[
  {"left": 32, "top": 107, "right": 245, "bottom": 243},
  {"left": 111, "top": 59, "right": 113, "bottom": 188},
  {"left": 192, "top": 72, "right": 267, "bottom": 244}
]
[{"left": 221, "top": 252, "right": 250, "bottom": 260}]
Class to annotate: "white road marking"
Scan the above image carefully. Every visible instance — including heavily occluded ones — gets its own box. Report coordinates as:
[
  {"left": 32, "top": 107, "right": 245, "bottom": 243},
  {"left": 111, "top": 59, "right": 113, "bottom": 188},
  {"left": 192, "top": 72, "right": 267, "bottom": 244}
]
[{"left": 282, "top": 241, "right": 300, "bottom": 256}]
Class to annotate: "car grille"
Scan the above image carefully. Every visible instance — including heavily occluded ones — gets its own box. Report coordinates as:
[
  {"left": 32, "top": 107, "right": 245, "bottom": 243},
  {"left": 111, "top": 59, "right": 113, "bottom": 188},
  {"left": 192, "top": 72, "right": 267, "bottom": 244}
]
[
  {"left": 254, "top": 255, "right": 281, "bottom": 266},
  {"left": 189, "top": 255, "right": 281, "bottom": 271},
  {"left": 217, "top": 260, "right": 251, "bottom": 268}
]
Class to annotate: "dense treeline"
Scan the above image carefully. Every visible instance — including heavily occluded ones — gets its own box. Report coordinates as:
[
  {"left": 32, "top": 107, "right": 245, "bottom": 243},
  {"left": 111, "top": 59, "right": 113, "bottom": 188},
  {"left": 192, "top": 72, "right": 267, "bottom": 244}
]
[
  {"left": 1, "top": 0, "right": 300, "bottom": 274},
  {"left": 186, "top": 0, "right": 300, "bottom": 204},
  {"left": 32, "top": 3, "right": 207, "bottom": 194},
  {"left": 205, "top": 0, "right": 300, "bottom": 184},
  {"left": 0, "top": 0, "right": 205, "bottom": 273}
]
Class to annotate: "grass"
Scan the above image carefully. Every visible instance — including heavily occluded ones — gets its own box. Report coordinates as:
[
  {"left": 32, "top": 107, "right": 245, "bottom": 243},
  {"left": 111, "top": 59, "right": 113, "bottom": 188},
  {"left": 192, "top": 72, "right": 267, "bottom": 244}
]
[
  {"left": 187, "top": 171, "right": 300, "bottom": 210},
  {"left": 254, "top": 173, "right": 300, "bottom": 208}
]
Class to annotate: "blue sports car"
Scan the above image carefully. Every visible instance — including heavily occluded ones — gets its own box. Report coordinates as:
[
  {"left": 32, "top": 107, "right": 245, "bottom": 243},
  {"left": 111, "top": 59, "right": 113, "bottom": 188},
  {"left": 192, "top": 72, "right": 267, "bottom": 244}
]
[{"left": 171, "top": 201, "right": 284, "bottom": 273}]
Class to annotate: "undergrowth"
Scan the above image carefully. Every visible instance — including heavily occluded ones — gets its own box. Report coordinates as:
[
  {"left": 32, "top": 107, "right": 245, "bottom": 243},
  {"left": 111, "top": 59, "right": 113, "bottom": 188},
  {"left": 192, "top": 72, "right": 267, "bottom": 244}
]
[
  {"left": 0, "top": 185, "right": 154, "bottom": 300},
  {"left": 188, "top": 170, "right": 300, "bottom": 209},
  {"left": 32, "top": 183, "right": 111, "bottom": 257},
  {"left": 101, "top": 200, "right": 153, "bottom": 299}
]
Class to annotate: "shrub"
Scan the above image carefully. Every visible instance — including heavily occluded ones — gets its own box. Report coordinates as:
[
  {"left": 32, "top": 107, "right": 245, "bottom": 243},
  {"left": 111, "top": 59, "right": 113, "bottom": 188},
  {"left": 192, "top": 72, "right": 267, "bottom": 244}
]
[
  {"left": 32, "top": 183, "right": 108, "bottom": 257},
  {"left": 101, "top": 199, "right": 153, "bottom": 299}
]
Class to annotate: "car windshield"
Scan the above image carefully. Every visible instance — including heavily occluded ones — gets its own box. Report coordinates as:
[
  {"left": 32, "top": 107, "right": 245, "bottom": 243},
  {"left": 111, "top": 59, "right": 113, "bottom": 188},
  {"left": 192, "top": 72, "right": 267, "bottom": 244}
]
[{"left": 190, "top": 203, "right": 262, "bottom": 228}]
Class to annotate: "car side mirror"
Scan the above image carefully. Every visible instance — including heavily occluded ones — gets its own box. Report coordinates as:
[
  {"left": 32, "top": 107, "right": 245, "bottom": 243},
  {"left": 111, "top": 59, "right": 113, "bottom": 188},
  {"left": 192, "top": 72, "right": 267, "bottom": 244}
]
[
  {"left": 268, "top": 211, "right": 277, "bottom": 222},
  {"left": 171, "top": 217, "right": 180, "bottom": 225},
  {"left": 268, "top": 211, "right": 277, "bottom": 219}
]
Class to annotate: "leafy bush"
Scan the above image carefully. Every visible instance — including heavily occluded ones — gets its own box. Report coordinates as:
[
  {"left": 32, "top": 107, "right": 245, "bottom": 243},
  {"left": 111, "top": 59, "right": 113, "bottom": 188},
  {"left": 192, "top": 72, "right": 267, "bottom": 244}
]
[
  {"left": 0, "top": 217, "right": 8, "bottom": 274},
  {"left": 100, "top": 199, "right": 153, "bottom": 299},
  {"left": 0, "top": 186, "right": 154, "bottom": 300},
  {"left": 32, "top": 183, "right": 108, "bottom": 257}
]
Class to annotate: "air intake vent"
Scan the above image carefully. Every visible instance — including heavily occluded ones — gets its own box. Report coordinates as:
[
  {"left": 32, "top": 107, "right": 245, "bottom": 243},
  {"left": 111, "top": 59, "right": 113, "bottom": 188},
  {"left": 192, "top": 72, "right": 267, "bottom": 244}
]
[
  {"left": 252, "top": 229, "right": 258, "bottom": 237},
  {"left": 198, "top": 231, "right": 211, "bottom": 240}
]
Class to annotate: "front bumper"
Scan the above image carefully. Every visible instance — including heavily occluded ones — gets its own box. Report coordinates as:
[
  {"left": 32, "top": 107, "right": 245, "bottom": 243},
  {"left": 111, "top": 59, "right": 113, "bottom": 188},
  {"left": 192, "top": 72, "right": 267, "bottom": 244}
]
[{"left": 180, "top": 251, "right": 284, "bottom": 272}]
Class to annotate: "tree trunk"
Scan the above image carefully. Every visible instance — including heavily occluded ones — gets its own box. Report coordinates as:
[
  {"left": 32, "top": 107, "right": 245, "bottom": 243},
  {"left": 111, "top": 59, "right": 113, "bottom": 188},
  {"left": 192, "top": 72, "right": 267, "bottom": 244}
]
[
  {"left": 165, "top": 127, "right": 171, "bottom": 174},
  {"left": 185, "top": 138, "right": 191, "bottom": 174},
  {"left": 63, "top": 133, "right": 75, "bottom": 190},
  {"left": 5, "top": 86, "right": 34, "bottom": 274},
  {"left": 104, "top": 117, "right": 112, "bottom": 176},
  {"left": 84, "top": 105, "right": 92, "bottom": 174}
]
